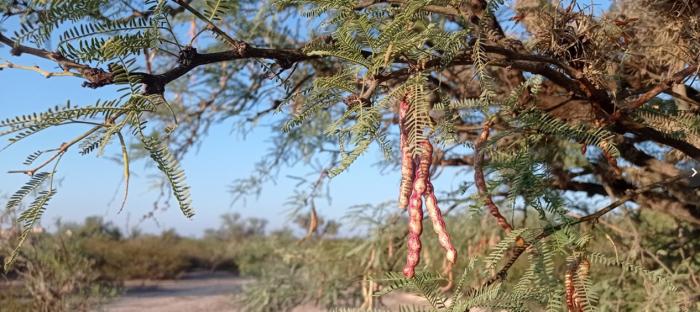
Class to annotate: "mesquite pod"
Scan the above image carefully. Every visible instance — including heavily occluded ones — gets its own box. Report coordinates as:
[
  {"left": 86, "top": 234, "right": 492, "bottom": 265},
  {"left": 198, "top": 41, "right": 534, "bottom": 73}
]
[
  {"left": 425, "top": 182, "right": 457, "bottom": 265},
  {"left": 403, "top": 189, "right": 423, "bottom": 278},
  {"left": 574, "top": 258, "right": 590, "bottom": 311},
  {"left": 403, "top": 142, "right": 432, "bottom": 277},
  {"left": 398, "top": 99, "right": 414, "bottom": 209},
  {"left": 565, "top": 259, "right": 583, "bottom": 312},
  {"left": 402, "top": 140, "right": 460, "bottom": 278},
  {"left": 565, "top": 263, "right": 576, "bottom": 311},
  {"left": 413, "top": 141, "right": 432, "bottom": 195}
]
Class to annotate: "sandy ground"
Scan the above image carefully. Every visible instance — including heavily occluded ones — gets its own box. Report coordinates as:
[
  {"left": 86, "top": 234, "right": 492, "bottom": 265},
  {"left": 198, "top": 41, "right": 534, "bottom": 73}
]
[
  {"left": 99, "top": 271, "right": 248, "bottom": 312},
  {"left": 99, "top": 271, "right": 427, "bottom": 312}
]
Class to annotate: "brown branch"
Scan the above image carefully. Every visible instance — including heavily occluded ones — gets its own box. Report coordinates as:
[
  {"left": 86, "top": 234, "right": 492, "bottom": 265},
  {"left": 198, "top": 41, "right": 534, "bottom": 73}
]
[
  {"left": 7, "top": 124, "right": 104, "bottom": 176},
  {"left": 484, "top": 174, "right": 684, "bottom": 286},
  {"left": 438, "top": 156, "right": 474, "bottom": 167},
  {"left": 0, "top": 32, "right": 113, "bottom": 88},
  {"left": 614, "top": 65, "right": 699, "bottom": 119},
  {"left": 0, "top": 20, "right": 591, "bottom": 103},
  {"left": 354, "top": 0, "right": 460, "bottom": 17},
  {"left": 473, "top": 119, "right": 514, "bottom": 233},
  {"left": 613, "top": 120, "right": 700, "bottom": 159},
  {"left": 0, "top": 62, "right": 81, "bottom": 78}
]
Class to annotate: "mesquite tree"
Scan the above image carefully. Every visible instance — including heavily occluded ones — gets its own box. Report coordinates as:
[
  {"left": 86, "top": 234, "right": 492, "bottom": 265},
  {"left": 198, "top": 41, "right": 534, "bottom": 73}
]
[{"left": 1, "top": 0, "right": 699, "bottom": 310}]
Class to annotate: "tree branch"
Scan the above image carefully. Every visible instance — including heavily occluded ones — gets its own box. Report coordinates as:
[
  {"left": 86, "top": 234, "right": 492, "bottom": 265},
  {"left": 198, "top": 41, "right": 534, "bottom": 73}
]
[
  {"left": 0, "top": 62, "right": 81, "bottom": 78},
  {"left": 473, "top": 119, "right": 514, "bottom": 233},
  {"left": 484, "top": 174, "right": 685, "bottom": 286},
  {"left": 0, "top": 32, "right": 113, "bottom": 88},
  {"left": 621, "top": 65, "right": 699, "bottom": 113}
]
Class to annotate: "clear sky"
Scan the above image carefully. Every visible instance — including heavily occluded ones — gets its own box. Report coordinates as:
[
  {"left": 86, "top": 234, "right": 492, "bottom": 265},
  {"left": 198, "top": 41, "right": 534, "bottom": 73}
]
[
  {"left": 0, "top": 0, "right": 615, "bottom": 236},
  {"left": 0, "top": 47, "right": 472, "bottom": 236}
]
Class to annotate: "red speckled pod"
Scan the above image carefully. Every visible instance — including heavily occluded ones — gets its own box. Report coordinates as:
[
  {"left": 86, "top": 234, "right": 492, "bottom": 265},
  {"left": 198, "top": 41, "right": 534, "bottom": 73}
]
[
  {"left": 403, "top": 188, "right": 423, "bottom": 278},
  {"left": 413, "top": 141, "right": 432, "bottom": 195},
  {"left": 398, "top": 99, "right": 414, "bottom": 209},
  {"left": 425, "top": 182, "right": 457, "bottom": 265},
  {"left": 574, "top": 258, "right": 590, "bottom": 311},
  {"left": 565, "top": 260, "right": 579, "bottom": 312}
]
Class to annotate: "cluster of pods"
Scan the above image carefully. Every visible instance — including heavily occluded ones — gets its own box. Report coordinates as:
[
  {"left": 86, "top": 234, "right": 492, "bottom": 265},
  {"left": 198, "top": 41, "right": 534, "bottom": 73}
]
[
  {"left": 565, "top": 256, "right": 590, "bottom": 312},
  {"left": 398, "top": 98, "right": 457, "bottom": 278}
]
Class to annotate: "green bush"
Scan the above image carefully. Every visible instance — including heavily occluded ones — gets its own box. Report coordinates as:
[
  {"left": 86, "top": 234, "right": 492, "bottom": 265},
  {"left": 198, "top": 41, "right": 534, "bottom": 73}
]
[
  {"left": 84, "top": 235, "right": 200, "bottom": 280},
  {"left": 1, "top": 231, "right": 118, "bottom": 312}
]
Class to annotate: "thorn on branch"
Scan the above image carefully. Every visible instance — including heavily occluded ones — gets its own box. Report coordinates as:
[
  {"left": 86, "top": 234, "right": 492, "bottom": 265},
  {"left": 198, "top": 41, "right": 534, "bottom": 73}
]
[
  {"left": 178, "top": 46, "right": 197, "bottom": 66},
  {"left": 80, "top": 68, "right": 113, "bottom": 88},
  {"left": 10, "top": 45, "right": 21, "bottom": 56}
]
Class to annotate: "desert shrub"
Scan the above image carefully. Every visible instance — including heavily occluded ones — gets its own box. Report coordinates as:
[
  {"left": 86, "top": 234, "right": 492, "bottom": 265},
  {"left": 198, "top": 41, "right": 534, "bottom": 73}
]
[
  {"left": 78, "top": 223, "right": 238, "bottom": 280},
  {"left": 0, "top": 283, "right": 33, "bottom": 311},
  {"left": 83, "top": 234, "right": 192, "bottom": 280},
  {"left": 2, "top": 231, "right": 117, "bottom": 312}
]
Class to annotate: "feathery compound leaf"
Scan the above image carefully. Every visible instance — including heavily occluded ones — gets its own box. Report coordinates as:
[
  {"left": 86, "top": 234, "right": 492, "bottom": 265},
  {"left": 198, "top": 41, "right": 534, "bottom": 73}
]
[
  {"left": 403, "top": 75, "right": 432, "bottom": 157},
  {"left": 375, "top": 271, "right": 447, "bottom": 309},
  {"left": 327, "top": 107, "right": 384, "bottom": 177},
  {"left": 587, "top": 252, "right": 677, "bottom": 291},
  {"left": 519, "top": 109, "right": 620, "bottom": 157},
  {"left": 635, "top": 108, "right": 700, "bottom": 140},
  {"left": 142, "top": 137, "right": 195, "bottom": 218},
  {"left": 374, "top": 271, "right": 415, "bottom": 296},
  {"left": 484, "top": 228, "right": 527, "bottom": 270},
  {"left": 411, "top": 272, "right": 448, "bottom": 310},
  {"left": 5, "top": 172, "right": 51, "bottom": 211},
  {"left": 4, "top": 188, "right": 57, "bottom": 271},
  {"left": 23, "top": 150, "right": 49, "bottom": 166},
  {"left": 0, "top": 100, "right": 124, "bottom": 129},
  {"left": 204, "top": 0, "right": 238, "bottom": 21}
]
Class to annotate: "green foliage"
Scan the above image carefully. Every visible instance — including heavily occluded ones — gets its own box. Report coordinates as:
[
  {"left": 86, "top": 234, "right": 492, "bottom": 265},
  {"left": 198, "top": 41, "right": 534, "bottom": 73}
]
[
  {"left": 1, "top": 229, "right": 118, "bottom": 312},
  {"left": 140, "top": 135, "right": 195, "bottom": 218},
  {"left": 2, "top": 0, "right": 700, "bottom": 310}
]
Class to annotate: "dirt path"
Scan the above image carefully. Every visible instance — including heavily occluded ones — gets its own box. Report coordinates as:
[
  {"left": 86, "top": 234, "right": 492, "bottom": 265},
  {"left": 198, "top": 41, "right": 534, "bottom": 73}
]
[
  {"left": 100, "top": 271, "right": 249, "bottom": 312},
  {"left": 100, "top": 271, "right": 426, "bottom": 312}
]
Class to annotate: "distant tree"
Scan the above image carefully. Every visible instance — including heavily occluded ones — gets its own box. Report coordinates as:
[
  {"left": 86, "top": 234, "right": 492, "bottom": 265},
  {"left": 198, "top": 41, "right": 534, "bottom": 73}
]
[
  {"left": 205, "top": 213, "right": 267, "bottom": 240},
  {"left": 1, "top": 0, "right": 699, "bottom": 310}
]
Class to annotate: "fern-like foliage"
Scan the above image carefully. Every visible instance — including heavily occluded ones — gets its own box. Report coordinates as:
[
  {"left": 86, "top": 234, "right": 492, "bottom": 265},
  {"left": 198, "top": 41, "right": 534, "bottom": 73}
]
[
  {"left": 4, "top": 171, "right": 58, "bottom": 271},
  {"left": 204, "top": 0, "right": 238, "bottom": 21},
  {"left": 12, "top": 0, "right": 106, "bottom": 45},
  {"left": 140, "top": 136, "right": 195, "bottom": 218},
  {"left": 5, "top": 172, "right": 51, "bottom": 211},
  {"left": 517, "top": 108, "right": 620, "bottom": 157},
  {"left": 634, "top": 105, "right": 700, "bottom": 141},
  {"left": 56, "top": 0, "right": 170, "bottom": 62}
]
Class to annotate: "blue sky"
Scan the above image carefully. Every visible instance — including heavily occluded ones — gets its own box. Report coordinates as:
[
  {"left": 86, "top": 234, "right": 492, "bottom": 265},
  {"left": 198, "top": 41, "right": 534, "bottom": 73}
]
[
  {"left": 0, "top": 0, "right": 616, "bottom": 236},
  {"left": 0, "top": 48, "right": 471, "bottom": 236}
]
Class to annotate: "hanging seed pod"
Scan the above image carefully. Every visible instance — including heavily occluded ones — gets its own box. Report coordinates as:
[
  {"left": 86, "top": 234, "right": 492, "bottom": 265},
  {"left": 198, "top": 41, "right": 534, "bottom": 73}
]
[
  {"left": 413, "top": 141, "right": 432, "bottom": 195},
  {"left": 574, "top": 257, "right": 591, "bottom": 311},
  {"left": 425, "top": 182, "right": 457, "bottom": 265},
  {"left": 565, "top": 259, "right": 580, "bottom": 312},
  {"left": 300, "top": 206, "right": 318, "bottom": 243},
  {"left": 398, "top": 99, "right": 414, "bottom": 209},
  {"left": 403, "top": 188, "right": 423, "bottom": 278}
]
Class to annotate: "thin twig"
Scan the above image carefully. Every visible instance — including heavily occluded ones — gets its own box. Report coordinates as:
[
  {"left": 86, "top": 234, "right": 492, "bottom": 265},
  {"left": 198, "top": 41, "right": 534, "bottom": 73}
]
[
  {"left": 483, "top": 174, "right": 684, "bottom": 286},
  {"left": 0, "top": 62, "right": 81, "bottom": 78},
  {"left": 171, "top": 0, "right": 240, "bottom": 48},
  {"left": 7, "top": 110, "right": 129, "bottom": 175},
  {"left": 473, "top": 119, "right": 514, "bottom": 233}
]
